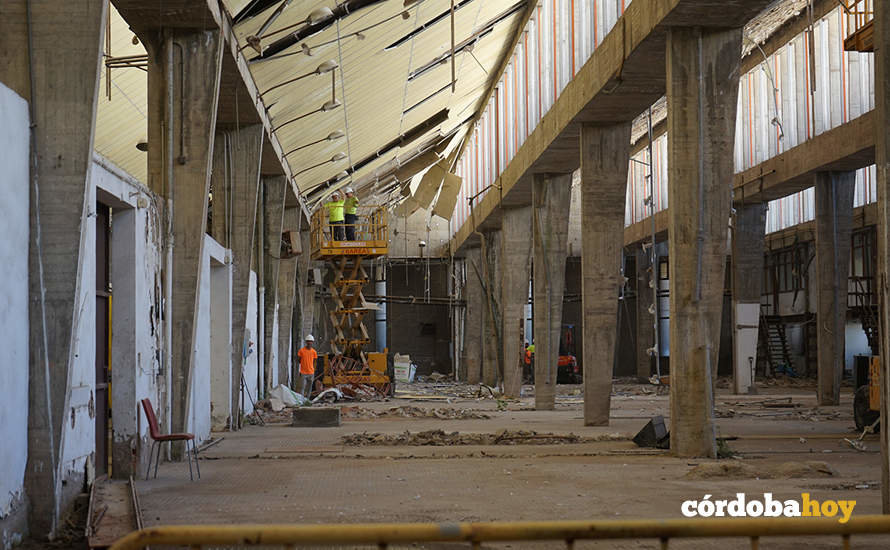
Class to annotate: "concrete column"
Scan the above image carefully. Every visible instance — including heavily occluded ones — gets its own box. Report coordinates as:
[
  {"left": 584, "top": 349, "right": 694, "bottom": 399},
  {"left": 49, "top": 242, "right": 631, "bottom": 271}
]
[
  {"left": 875, "top": 0, "right": 890, "bottom": 513},
  {"left": 262, "top": 176, "right": 287, "bottom": 392},
  {"left": 814, "top": 171, "right": 855, "bottom": 405},
  {"left": 0, "top": 0, "right": 107, "bottom": 534},
  {"left": 501, "top": 207, "right": 533, "bottom": 398},
  {"left": 224, "top": 125, "right": 264, "bottom": 427},
  {"left": 149, "top": 30, "right": 224, "bottom": 438},
  {"left": 210, "top": 130, "right": 228, "bottom": 246},
  {"left": 579, "top": 122, "right": 632, "bottom": 425},
  {"left": 532, "top": 173, "right": 572, "bottom": 410},
  {"left": 635, "top": 246, "right": 655, "bottom": 382},
  {"left": 277, "top": 207, "right": 300, "bottom": 387},
  {"left": 731, "top": 203, "right": 766, "bottom": 394},
  {"left": 481, "top": 230, "right": 502, "bottom": 387},
  {"left": 464, "top": 247, "right": 484, "bottom": 384},
  {"left": 666, "top": 26, "right": 742, "bottom": 458}
]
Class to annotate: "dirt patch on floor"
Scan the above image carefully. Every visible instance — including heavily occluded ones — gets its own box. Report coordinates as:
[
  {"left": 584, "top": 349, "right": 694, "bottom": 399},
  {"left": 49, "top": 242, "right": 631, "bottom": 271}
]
[
  {"left": 340, "top": 406, "right": 490, "bottom": 420},
  {"left": 341, "top": 429, "right": 627, "bottom": 446},
  {"left": 685, "top": 460, "right": 838, "bottom": 480}
]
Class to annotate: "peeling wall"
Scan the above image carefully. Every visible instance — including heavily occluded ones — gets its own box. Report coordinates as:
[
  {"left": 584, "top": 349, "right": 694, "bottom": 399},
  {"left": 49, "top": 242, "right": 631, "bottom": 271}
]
[{"left": 0, "top": 82, "right": 29, "bottom": 548}]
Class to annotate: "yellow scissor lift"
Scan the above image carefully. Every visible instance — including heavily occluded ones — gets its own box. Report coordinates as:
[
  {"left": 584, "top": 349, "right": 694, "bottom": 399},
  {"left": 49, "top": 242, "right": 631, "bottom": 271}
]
[{"left": 310, "top": 206, "right": 391, "bottom": 394}]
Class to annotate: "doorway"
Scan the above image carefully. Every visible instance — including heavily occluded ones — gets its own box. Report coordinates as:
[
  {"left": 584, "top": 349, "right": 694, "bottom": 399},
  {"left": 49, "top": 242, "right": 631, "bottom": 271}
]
[{"left": 95, "top": 203, "right": 112, "bottom": 476}]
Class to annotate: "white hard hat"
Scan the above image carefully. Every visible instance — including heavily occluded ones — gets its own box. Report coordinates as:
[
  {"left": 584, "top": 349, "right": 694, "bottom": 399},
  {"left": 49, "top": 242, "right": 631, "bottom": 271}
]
[
  {"left": 305, "top": 334, "right": 315, "bottom": 342},
  {"left": 345, "top": 187, "right": 354, "bottom": 194}
]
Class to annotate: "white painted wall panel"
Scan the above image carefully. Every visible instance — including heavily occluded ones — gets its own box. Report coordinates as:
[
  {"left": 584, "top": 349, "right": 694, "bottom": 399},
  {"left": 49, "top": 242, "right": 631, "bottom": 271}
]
[{"left": 0, "top": 82, "right": 29, "bottom": 540}]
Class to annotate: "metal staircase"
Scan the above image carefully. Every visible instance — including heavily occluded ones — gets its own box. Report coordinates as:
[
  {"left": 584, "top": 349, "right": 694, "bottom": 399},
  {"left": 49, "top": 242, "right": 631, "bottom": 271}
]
[
  {"left": 759, "top": 313, "right": 793, "bottom": 375},
  {"left": 851, "top": 277, "right": 879, "bottom": 355}
]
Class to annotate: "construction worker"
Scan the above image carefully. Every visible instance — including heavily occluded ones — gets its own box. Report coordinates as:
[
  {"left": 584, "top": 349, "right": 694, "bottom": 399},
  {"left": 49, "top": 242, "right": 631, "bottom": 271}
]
[
  {"left": 324, "top": 191, "right": 345, "bottom": 241},
  {"left": 297, "top": 335, "right": 318, "bottom": 398},
  {"left": 524, "top": 342, "right": 535, "bottom": 383},
  {"left": 343, "top": 187, "right": 358, "bottom": 240}
]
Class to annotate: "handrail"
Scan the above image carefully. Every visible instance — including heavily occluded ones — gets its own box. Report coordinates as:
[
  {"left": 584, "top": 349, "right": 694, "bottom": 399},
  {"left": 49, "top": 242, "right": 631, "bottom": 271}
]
[{"left": 110, "top": 516, "right": 890, "bottom": 549}]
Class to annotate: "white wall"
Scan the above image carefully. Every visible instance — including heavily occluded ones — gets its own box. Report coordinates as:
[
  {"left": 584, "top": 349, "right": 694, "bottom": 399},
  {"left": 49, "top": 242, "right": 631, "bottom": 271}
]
[
  {"left": 0, "top": 82, "right": 30, "bottom": 547},
  {"left": 190, "top": 245, "right": 212, "bottom": 444},
  {"left": 242, "top": 271, "right": 260, "bottom": 415},
  {"left": 60, "top": 163, "right": 97, "bottom": 488}
]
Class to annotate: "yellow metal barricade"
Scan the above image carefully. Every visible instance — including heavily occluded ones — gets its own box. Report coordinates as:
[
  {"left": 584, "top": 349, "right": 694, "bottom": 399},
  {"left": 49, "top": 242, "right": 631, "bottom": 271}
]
[{"left": 110, "top": 516, "right": 890, "bottom": 549}]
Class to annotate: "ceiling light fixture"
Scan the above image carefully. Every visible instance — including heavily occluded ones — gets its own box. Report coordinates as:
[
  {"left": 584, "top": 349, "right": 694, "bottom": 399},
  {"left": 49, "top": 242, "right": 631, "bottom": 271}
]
[
  {"left": 284, "top": 130, "right": 346, "bottom": 157},
  {"left": 273, "top": 99, "right": 341, "bottom": 132},
  {"left": 294, "top": 152, "right": 348, "bottom": 176},
  {"left": 260, "top": 60, "right": 338, "bottom": 98}
]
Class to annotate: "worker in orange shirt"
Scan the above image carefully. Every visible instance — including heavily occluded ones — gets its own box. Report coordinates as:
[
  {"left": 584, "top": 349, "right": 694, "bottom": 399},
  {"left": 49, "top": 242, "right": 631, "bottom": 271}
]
[{"left": 297, "top": 335, "right": 318, "bottom": 398}]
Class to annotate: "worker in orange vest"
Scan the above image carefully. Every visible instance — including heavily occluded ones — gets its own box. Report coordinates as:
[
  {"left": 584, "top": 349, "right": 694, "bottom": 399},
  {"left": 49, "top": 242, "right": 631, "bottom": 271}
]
[{"left": 297, "top": 335, "right": 318, "bottom": 398}]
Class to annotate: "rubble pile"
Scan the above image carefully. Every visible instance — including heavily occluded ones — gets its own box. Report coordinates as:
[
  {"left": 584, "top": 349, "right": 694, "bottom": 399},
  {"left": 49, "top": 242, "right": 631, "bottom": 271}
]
[
  {"left": 340, "top": 406, "right": 490, "bottom": 420},
  {"left": 341, "top": 429, "right": 626, "bottom": 446}
]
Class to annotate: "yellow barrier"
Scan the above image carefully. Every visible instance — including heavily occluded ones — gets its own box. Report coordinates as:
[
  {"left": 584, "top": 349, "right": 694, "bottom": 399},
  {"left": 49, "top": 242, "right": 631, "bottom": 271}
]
[{"left": 109, "top": 516, "right": 890, "bottom": 549}]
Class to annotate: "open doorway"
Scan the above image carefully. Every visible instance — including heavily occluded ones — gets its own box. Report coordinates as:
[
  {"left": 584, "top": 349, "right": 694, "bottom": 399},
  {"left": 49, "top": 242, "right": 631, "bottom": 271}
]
[{"left": 95, "top": 203, "right": 112, "bottom": 476}]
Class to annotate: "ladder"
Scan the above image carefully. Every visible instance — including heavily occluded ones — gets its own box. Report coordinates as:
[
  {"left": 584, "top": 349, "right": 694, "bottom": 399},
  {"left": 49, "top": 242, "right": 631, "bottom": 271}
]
[{"left": 759, "top": 313, "right": 793, "bottom": 376}]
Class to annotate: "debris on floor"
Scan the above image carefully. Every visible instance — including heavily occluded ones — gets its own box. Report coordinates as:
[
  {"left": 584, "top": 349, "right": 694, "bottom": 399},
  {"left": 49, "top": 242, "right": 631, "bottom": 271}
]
[
  {"left": 341, "top": 429, "right": 627, "bottom": 446},
  {"left": 685, "top": 460, "right": 838, "bottom": 480},
  {"left": 340, "top": 405, "right": 490, "bottom": 420}
]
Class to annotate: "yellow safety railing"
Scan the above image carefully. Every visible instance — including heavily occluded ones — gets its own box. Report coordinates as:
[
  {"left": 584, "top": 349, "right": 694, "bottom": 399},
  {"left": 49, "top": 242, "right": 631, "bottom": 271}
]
[
  {"left": 310, "top": 206, "right": 388, "bottom": 252},
  {"left": 845, "top": 0, "right": 873, "bottom": 34},
  {"left": 110, "top": 516, "right": 890, "bottom": 549}
]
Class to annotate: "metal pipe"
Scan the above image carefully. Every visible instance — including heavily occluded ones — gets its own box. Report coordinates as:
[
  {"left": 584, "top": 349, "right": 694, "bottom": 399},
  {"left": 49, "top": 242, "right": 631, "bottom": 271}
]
[
  {"left": 165, "top": 35, "right": 176, "bottom": 448},
  {"left": 647, "top": 106, "right": 660, "bottom": 378},
  {"left": 257, "top": 180, "right": 265, "bottom": 399},
  {"left": 111, "top": 516, "right": 890, "bottom": 550}
]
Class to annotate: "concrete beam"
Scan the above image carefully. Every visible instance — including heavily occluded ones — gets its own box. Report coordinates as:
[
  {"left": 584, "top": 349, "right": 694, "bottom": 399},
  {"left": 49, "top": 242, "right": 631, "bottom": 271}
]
[
  {"left": 224, "top": 125, "right": 264, "bottom": 427},
  {"left": 579, "top": 122, "right": 632, "bottom": 424},
  {"left": 262, "top": 176, "right": 287, "bottom": 392},
  {"left": 148, "top": 30, "right": 224, "bottom": 438},
  {"left": 0, "top": 0, "right": 108, "bottom": 535},
  {"left": 532, "top": 173, "right": 572, "bottom": 410},
  {"left": 501, "top": 208, "right": 532, "bottom": 398},
  {"left": 276, "top": 207, "right": 300, "bottom": 387},
  {"left": 873, "top": 0, "right": 890, "bottom": 512},
  {"left": 667, "top": 26, "right": 742, "bottom": 458},
  {"left": 481, "top": 230, "right": 502, "bottom": 388},
  {"left": 463, "top": 247, "right": 484, "bottom": 385},
  {"left": 731, "top": 203, "right": 766, "bottom": 395},
  {"left": 814, "top": 171, "right": 855, "bottom": 406}
]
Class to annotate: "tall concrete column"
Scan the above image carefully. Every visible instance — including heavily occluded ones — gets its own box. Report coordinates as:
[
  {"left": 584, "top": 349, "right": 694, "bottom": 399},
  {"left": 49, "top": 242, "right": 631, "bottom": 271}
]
[
  {"left": 464, "top": 247, "right": 484, "bottom": 384},
  {"left": 481, "top": 230, "right": 502, "bottom": 387},
  {"left": 146, "top": 30, "right": 224, "bottom": 438},
  {"left": 222, "top": 125, "right": 264, "bottom": 427},
  {"left": 731, "top": 203, "right": 766, "bottom": 395},
  {"left": 875, "top": 0, "right": 890, "bottom": 512},
  {"left": 814, "top": 171, "right": 855, "bottom": 406},
  {"left": 277, "top": 207, "right": 300, "bottom": 387},
  {"left": 635, "top": 246, "right": 655, "bottom": 382},
  {"left": 666, "top": 26, "right": 742, "bottom": 458},
  {"left": 262, "top": 176, "right": 287, "bottom": 392},
  {"left": 579, "top": 122, "right": 632, "bottom": 425},
  {"left": 1, "top": 0, "right": 107, "bottom": 534},
  {"left": 533, "top": 173, "right": 572, "bottom": 410},
  {"left": 501, "top": 207, "right": 533, "bottom": 398}
]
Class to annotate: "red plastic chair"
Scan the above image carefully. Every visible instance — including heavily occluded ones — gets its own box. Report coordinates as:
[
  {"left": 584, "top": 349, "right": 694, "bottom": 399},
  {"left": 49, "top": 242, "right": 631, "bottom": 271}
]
[{"left": 140, "top": 398, "right": 200, "bottom": 481}]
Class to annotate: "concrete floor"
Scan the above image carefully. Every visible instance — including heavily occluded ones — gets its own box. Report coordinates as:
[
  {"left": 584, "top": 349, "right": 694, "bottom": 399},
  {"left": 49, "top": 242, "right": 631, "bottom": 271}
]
[{"left": 136, "top": 381, "right": 890, "bottom": 549}]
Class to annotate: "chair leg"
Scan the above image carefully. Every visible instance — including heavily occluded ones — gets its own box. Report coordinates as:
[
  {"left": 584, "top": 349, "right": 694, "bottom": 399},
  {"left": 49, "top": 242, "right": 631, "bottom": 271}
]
[
  {"left": 192, "top": 439, "right": 201, "bottom": 480},
  {"left": 186, "top": 441, "right": 194, "bottom": 481},
  {"left": 153, "top": 441, "right": 162, "bottom": 479},
  {"left": 145, "top": 440, "right": 156, "bottom": 481}
]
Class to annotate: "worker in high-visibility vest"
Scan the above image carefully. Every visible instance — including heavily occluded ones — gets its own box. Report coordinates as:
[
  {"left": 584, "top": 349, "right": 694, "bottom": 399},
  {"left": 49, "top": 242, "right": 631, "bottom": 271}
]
[
  {"left": 344, "top": 187, "right": 358, "bottom": 240},
  {"left": 324, "top": 191, "right": 345, "bottom": 241}
]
